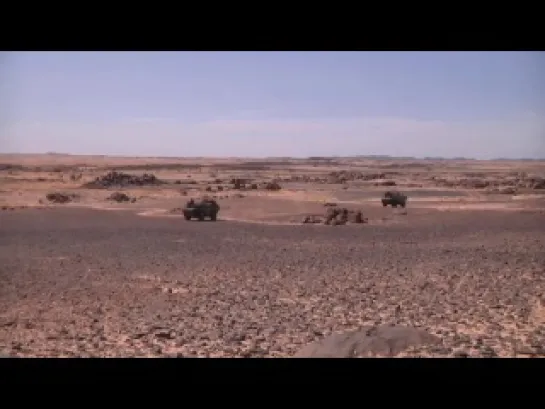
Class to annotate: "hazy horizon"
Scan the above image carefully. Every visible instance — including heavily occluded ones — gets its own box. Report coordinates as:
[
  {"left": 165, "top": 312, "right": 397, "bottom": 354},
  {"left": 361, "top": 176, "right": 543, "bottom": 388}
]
[
  {"left": 2, "top": 152, "right": 544, "bottom": 162},
  {"left": 1, "top": 51, "right": 544, "bottom": 160}
]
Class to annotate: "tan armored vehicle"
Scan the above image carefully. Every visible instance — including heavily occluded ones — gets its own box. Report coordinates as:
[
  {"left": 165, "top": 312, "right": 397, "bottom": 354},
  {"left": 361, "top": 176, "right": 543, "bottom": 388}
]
[
  {"left": 381, "top": 191, "right": 407, "bottom": 208},
  {"left": 182, "top": 198, "right": 220, "bottom": 221}
]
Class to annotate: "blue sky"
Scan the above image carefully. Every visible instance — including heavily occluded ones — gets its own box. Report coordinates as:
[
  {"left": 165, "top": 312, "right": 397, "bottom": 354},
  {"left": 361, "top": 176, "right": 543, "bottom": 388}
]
[{"left": 1, "top": 51, "right": 544, "bottom": 159}]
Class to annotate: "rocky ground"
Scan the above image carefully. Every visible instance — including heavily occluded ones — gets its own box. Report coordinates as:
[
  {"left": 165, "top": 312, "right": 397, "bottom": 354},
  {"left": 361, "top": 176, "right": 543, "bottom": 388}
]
[{"left": 1, "top": 206, "right": 544, "bottom": 358}]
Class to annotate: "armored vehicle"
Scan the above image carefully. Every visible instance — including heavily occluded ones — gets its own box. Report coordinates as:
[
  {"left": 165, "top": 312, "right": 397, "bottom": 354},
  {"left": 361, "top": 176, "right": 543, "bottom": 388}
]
[
  {"left": 381, "top": 191, "right": 407, "bottom": 208},
  {"left": 182, "top": 198, "right": 220, "bottom": 221}
]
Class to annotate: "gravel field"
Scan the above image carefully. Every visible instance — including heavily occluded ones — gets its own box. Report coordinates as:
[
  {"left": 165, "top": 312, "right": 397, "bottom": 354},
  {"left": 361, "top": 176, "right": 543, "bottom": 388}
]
[{"left": 1, "top": 207, "right": 544, "bottom": 357}]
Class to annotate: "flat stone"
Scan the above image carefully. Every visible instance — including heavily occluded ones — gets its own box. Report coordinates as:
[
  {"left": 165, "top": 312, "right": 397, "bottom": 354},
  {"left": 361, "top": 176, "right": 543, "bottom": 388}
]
[{"left": 294, "top": 325, "right": 441, "bottom": 358}]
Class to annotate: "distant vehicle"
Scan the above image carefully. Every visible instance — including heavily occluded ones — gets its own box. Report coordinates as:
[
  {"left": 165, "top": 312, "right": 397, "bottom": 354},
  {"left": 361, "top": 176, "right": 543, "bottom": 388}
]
[
  {"left": 381, "top": 191, "right": 407, "bottom": 208},
  {"left": 182, "top": 198, "right": 220, "bottom": 221}
]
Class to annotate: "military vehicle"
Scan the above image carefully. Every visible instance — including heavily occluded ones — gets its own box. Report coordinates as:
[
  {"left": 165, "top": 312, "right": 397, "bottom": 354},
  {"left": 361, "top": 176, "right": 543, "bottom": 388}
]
[
  {"left": 182, "top": 198, "right": 220, "bottom": 221},
  {"left": 381, "top": 191, "right": 407, "bottom": 208}
]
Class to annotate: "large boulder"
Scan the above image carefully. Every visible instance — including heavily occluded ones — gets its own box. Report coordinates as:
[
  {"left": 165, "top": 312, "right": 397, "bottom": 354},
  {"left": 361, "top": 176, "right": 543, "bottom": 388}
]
[{"left": 294, "top": 325, "right": 441, "bottom": 358}]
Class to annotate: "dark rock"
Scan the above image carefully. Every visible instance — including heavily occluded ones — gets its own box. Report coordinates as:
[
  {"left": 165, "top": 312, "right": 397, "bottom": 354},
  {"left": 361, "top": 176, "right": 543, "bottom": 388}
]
[
  {"left": 46, "top": 192, "right": 78, "bottom": 204},
  {"left": 230, "top": 178, "right": 250, "bottom": 189},
  {"left": 348, "top": 210, "right": 367, "bottom": 224},
  {"left": 429, "top": 346, "right": 452, "bottom": 355},
  {"left": 82, "top": 171, "right": 164, "bottom": 189},
  {"left": 480, "top": 346, "right": 498, "bottom": 357},
  {"left": 306, "top": 207, "right": 366, "bottom": 226},
  {"left": 107, "top": 192, "right": 131, "bottom": 203},
  {"left": 155, "top": 331, "right": 175, "bottom": 340},
  {"left": 264, "top": 181, "right": 281, "bottom": 191}
]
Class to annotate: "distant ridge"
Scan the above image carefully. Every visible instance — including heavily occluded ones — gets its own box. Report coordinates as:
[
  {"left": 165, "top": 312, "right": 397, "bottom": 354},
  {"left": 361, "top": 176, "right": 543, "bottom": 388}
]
[{"left": 0, "top": 152, "right": 544, "bottom": 162}]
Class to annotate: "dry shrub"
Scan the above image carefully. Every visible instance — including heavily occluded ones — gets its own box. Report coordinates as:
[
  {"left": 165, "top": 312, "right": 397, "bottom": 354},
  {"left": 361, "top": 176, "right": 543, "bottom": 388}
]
[{"left": 45, "top": 192, "right": 78, "bottom": 204}]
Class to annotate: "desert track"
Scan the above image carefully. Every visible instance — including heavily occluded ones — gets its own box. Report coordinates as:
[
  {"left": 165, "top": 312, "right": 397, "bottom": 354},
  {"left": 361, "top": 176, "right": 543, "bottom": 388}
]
[{"left": 1, "top": 207, "right": 544, "bottom": 357}]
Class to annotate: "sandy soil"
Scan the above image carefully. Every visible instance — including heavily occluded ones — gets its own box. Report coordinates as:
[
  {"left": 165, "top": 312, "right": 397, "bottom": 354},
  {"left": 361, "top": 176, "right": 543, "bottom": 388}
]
[{"left": 0, "top": 154, "right": 544, "bottom": 357}]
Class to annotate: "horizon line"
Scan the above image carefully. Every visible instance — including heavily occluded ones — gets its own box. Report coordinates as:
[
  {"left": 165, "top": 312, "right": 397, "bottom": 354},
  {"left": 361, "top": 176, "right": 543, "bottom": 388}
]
[{"left": 1, "top": 151, "right": 544, "bottom": 162}]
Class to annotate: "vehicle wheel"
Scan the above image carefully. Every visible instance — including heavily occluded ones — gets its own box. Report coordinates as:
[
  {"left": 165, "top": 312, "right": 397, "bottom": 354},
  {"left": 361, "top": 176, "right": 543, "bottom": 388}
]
[
  {"left": 184, "top": 214, "right": 191, "bottom": 220},
  {"left": 392, "top": 204, "right": 398, "bottom": 208},
  {"left": 382, "top": 202, "right": 387, "bottom": 207},
  {"left": 210, "top": 213, "right": 217, "bottom": 221}
]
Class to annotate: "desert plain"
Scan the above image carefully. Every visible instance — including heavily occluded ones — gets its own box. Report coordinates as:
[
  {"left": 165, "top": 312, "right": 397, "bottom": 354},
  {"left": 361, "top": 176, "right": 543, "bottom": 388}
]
[{"left": 0, "top": 153, "right": 544, "bottom": 357}]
